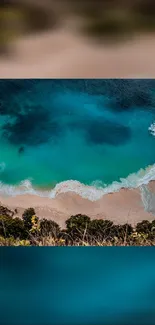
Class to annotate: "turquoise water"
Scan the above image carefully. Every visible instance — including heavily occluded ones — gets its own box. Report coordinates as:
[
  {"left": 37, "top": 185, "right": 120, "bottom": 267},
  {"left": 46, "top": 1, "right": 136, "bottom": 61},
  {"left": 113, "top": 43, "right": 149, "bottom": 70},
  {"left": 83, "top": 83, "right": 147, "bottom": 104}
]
[{"left": 0, "top": 79, "right": 155, "bottom": 197}]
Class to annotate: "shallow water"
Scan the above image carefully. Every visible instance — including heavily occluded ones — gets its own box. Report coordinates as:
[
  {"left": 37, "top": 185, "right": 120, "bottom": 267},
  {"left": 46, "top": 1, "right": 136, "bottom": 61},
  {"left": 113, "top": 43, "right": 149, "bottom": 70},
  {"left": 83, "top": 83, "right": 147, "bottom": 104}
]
[{"left": 0, "top": 79, "right": 155, "bottom": 198}]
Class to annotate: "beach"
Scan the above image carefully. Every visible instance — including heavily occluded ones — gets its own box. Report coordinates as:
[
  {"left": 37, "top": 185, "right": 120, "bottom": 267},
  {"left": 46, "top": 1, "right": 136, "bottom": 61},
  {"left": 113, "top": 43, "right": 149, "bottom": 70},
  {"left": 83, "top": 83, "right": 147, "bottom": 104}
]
[{"left": 0, "top": 182, "right": 155, "bottom": 228}]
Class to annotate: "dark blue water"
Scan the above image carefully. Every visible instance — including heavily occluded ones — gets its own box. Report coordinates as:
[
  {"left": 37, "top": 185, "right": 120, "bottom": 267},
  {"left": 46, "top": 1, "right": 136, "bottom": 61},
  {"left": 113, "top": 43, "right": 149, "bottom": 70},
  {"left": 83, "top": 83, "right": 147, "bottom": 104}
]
[
  {"left": 1, "top": 247, "right": 155, "bottom": 325},
  {"left": 0, "top": 79, "right": 155, "bottom": 197}
]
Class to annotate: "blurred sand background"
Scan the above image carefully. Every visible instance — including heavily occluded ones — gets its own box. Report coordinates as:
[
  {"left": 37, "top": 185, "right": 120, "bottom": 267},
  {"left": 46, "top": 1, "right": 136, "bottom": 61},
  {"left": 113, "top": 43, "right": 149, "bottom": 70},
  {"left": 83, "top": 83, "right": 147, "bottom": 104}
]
[
  {"left": 0, "top": 0, "right": 155, "bottom": 78},
  {"left": 1, "top": 29, "right": 155, "bottom": 78}
]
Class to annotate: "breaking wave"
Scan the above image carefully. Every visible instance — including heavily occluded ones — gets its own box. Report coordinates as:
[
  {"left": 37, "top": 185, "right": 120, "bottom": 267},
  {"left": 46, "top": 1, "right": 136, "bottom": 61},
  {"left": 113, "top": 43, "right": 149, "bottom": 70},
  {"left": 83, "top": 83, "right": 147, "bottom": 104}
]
[{"left": 0, "top": 164, "right": 155, "bottom": 201}]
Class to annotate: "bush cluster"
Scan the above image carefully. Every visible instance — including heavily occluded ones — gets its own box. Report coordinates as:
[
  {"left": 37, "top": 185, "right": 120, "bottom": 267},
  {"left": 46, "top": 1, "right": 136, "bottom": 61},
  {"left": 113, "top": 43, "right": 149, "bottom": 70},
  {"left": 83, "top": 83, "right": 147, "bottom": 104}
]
[
  {"left": 0, "top": 207, "right": 155, "bottom": 246},
  {"left": 0, "top": 215, "right": 26, "bottom": 239}
]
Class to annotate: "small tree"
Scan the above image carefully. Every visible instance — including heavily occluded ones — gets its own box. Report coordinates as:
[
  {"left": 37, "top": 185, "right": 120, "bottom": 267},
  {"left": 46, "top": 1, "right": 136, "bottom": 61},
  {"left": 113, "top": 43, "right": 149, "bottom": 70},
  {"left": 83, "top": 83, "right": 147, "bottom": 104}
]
[
  {"left": 22, "top": 208, "right": 37, "bottom": 231},
  {"left": 136, "top": 220, "right": 152, "bottom": 234},
  {"left": 66, "top": 214, "right": 91, "bottom": 241},
  {"left": 0, "top": 215, "right": 26, "bottom": 239},
  {"left": 88, "top": 219, "right": 114, "bottom": 241},
  {"left": 0, "top": 205, "right": 14, "bottom": 217},
  {"left": 40, "top": 219, "right": 60, "bottom": 238},
  {"left": 113, "top": 224, "right": 133, "bottom": 242}
]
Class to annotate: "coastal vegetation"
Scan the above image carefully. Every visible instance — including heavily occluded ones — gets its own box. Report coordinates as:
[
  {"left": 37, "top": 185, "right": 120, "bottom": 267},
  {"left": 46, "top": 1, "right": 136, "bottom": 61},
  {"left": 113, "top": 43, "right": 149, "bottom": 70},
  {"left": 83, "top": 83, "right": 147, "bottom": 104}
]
[{"left": 0, "top": 205, "right": 155, "bottom": 246}]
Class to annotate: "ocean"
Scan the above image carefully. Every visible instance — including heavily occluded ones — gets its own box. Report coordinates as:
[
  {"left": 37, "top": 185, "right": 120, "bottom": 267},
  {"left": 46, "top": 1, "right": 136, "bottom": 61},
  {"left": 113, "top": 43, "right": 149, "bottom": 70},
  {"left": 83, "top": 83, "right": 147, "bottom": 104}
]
[{"left": 0, "top": 79, "right": 155, "bottom": 200}]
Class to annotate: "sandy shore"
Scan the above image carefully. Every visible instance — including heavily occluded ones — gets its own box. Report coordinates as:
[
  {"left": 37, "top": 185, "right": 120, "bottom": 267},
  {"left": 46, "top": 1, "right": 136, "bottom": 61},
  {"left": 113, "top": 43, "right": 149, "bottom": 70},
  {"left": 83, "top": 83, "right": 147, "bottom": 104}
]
[
  {"left": 0, "top": 28, "right": 155, "bottom": 78},
  {"left": 0, "top": 184, "right": 154, "bottom": 227}
]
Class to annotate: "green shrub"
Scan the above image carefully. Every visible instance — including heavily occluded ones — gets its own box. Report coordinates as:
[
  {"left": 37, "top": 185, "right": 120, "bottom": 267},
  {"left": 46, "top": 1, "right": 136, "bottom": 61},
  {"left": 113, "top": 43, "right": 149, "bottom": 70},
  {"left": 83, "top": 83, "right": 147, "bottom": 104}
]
[
  {"left": 112, "top": 224, "right": 133, "bottom": 241},
  {"left": 0, "top": 235, "right": 17, "bottom": 246},
  {"left": 40, "top": 219, "right": 60, "bottom": 238},
  {"left": 88, "top": 220, "right": 133, "bottom": 243},
  {"left": 22, "top": 208, "right": 37, "bottom": 231},
  {"left": 135, "top": 220, "right": 155, "bottom": 241},
  {"left": 151, "top": 220, "right": 155, "bottom": 230},
  {"left": 136, "top": 220, "right": 152, "bottom": 234},
  {"left": 66, "top": 214, "right": 91, "bottom": 241},
  {"left": 88, "top": 219, "right": 114, "bottom": 241},
  {"left": 65, "top": 217, "right": 133, "bottom": 243},
  {"left": 0, "top": 215, "right": 26, "bottom": 239},
  {"left": 0, "top": 205, "right": 14, "bottom": 217}
]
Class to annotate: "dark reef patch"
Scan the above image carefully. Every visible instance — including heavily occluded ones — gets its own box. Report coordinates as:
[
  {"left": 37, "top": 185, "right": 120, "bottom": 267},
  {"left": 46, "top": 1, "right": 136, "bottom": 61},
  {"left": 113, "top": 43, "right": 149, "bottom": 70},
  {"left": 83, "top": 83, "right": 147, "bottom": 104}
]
[
  {"left": 79, "top": 79, "right": 155, "bottom": 112},
  {"left": 109, "top": 89, "right": 154, "bottom": 111},
  {"left": 0, "top": 80, "right": 36, "bottom": 116},
  {"left": 90, "top": 79, "right": 155, "bottom": 111},
  {"left": 1, "top": 79, "right": 155, "bottom": 117},
  {"left": 2, "top": 106, "right": 61, "bottom": 146},
  {"left": 86, "top": 119, "right": 131, "bottom": 146}
]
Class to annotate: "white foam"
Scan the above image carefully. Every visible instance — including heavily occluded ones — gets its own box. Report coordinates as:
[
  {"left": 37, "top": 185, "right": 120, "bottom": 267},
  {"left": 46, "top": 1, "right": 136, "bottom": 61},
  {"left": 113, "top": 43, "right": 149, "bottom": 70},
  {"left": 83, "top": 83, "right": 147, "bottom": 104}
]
[
  {"left": 149, "top": 122, "right": 155, "bottom": 136},
  {"left": 0, "top": 164, "right": 155, "bottom": 201},
  {"left": 140, "top": 184, "right": 155, "bottom": 214}
]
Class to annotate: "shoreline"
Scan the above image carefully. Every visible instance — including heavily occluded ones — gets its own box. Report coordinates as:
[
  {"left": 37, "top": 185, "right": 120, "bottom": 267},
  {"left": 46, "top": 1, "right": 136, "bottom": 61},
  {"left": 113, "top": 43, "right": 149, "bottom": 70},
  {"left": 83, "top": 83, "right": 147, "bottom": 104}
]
[
  {"left": 0, "top": 162, "right": 155, "bottom": 200},
  {"left": 0, "top": 165, "right": 155, "bottom": 227},
  {"left": 0, "top": 182, "right": 155, "bottom": 228}
]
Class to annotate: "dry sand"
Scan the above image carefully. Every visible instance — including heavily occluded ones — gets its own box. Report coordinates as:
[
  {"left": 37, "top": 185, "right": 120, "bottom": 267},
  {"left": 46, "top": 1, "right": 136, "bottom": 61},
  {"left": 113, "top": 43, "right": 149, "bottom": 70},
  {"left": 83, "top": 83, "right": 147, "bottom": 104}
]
[
  {"left": 0, "top": 28, "right": 155, "bottom": 78},
  {"left": 0, "top": 185, "right": 154, "bottom": 228}
]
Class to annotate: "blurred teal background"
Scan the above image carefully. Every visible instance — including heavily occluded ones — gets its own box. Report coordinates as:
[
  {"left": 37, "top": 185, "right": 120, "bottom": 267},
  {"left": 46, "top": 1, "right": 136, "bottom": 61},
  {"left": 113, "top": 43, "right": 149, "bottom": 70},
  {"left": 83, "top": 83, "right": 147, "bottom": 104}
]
[{"left": 1, "top": 248, "right": 155, "bottom": 325}]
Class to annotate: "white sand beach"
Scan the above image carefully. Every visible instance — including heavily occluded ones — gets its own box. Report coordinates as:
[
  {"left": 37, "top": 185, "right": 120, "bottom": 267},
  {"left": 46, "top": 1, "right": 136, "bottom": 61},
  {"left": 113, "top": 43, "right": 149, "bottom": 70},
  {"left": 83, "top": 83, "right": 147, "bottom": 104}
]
[{"left": 0, "top": 184, "right": 154, "bottom": 228}]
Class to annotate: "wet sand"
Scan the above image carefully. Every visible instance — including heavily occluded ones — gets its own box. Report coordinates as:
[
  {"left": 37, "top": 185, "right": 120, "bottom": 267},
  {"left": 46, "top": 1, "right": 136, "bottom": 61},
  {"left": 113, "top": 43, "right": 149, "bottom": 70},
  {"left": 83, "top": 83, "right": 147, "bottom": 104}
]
[{"left": 0, "top": 185, "right": 154, "bottom": 228}]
